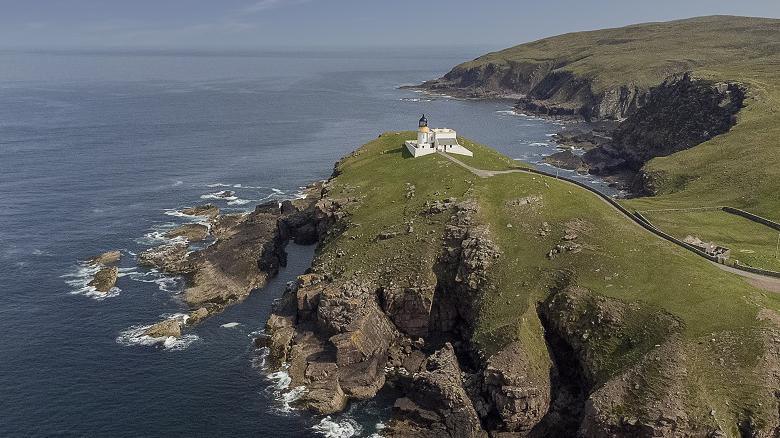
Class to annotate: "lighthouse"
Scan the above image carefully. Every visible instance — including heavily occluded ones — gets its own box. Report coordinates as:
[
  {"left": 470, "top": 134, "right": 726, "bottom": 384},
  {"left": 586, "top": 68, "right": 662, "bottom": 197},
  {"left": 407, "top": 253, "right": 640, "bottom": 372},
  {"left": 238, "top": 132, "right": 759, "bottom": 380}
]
[
  {"left": 403, "top": 115, "right": 473, "bottom": 158},
  {"left": 417, "top": 114, "right": 430, "bottom": 148}
]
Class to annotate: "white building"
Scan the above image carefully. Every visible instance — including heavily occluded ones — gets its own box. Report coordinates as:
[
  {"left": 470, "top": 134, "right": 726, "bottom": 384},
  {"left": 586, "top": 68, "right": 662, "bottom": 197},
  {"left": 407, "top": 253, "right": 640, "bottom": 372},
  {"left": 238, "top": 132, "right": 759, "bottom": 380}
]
[{"left": 404, "top": 115, "right": 474, "bottom": 158}]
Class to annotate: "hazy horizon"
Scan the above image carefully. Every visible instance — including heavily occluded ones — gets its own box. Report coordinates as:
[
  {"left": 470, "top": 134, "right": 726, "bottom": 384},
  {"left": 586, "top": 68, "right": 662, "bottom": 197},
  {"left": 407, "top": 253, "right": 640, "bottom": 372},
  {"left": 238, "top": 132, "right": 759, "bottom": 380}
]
[{"left": 1, "top": 1, "right": 778, "bottom": 53}]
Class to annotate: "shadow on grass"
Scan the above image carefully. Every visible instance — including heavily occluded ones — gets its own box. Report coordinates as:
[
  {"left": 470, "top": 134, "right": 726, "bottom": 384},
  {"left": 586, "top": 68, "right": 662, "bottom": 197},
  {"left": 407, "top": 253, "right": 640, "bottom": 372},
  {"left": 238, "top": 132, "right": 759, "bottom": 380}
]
[{"left": 384, "top": 145, "right": 414, "bottom": 159}]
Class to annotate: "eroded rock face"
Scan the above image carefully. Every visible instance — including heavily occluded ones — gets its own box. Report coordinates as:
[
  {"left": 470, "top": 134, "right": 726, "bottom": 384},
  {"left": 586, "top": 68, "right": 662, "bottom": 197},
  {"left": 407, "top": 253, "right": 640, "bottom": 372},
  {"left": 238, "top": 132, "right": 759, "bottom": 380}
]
[
  {"left": 430, "top": 201, "right": 500, "bottom": 337},
  {"left": 384, "top": 344, "right": 487, "bottom": 438},
  {"left": 483, "top": 342, "right": 552, "bottom": 433},
  {"left": 584, "top": 74, "right": 745, "bottom": 174},
  {"left": 88, "top": 266, "right": 118, "bottom": 292}
]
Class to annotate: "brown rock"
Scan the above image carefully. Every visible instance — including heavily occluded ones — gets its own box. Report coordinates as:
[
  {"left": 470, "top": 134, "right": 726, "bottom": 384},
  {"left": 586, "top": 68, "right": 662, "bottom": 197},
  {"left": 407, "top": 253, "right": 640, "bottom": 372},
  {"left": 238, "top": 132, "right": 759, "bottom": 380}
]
[
  {"left": 88, "top": 250, "right": 121, "bottom": 266},
  {"left": 181, "top": 204, "right": 219, "bottom": 218},
  {"left": 187, "top": 307, "right": 209, "bottom": 325},
  {"left": 88, "top": 266, "right": 118, "bottom": 292},
  {"left": 138, "top": 243, "right": 192, "bottom": 274},
  {"left": 164, "top": 223, "right": 210, "bottom": 242},
  {"left": 144, "top": 319, "right": 182, "bottom": 338}
]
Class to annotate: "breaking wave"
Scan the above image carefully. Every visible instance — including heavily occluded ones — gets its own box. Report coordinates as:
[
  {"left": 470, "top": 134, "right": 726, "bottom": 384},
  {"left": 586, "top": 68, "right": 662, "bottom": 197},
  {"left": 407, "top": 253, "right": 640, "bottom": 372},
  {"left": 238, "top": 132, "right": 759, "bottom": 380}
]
[
  {"left": 312, "top": 416, "right": 363, "bottom": 438},
  {"left": 62, "top": 263, "right": 120, "bottom": 300},
  {"left": 116, "top": 313, "right": 198, "bottom": 351}
]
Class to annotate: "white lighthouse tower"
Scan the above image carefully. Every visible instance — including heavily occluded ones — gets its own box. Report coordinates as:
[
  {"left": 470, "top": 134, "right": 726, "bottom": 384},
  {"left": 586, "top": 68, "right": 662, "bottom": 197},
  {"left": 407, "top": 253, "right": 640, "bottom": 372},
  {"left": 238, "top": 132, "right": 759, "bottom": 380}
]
[{"left": 417, "top": 114, "right": 430, "bottom": 148}]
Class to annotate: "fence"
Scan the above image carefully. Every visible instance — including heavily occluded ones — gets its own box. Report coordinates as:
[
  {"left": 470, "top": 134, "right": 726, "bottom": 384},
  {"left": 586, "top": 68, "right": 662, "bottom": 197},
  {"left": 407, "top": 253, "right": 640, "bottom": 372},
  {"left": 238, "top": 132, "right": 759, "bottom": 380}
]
[{"left": 722, "top": 206, "right": 780, "bottom": 232}]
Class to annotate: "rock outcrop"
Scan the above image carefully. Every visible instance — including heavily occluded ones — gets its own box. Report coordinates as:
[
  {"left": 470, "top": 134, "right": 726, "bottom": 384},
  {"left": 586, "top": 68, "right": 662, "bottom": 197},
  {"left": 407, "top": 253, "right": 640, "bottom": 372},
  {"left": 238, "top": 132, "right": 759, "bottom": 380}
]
[
  {"left": 384, "top": 344, "right": 487, "bottom": 438},
  {"left": 132, "top": 183, "right": 327, "bottom": 324},
  {"left": 542, "top": 150, "right": 588, "bottom": 172},
  {"left": 88, "top": 266, "right": 118, "bottom": 292},
  {"left": 164, "top": 223, "right": 210, "bottom": 242},
  {"left": 181, "top": 204, "right": 219, "bottom": 218},
  {"left": 144, "top": 318, "right": 182, "bottom": 338},
  {"left": 88, "top": 250, "right": 121, "bottom": 266}
]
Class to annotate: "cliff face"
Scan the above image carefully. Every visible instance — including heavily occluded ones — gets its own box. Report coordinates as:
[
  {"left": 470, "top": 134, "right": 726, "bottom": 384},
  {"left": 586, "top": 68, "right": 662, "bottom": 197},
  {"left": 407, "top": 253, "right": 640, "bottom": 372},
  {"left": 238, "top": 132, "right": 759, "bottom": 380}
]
[
  {"left": 421, "top": 60, "right": 644, "bottom": 120},
  {"left": 583, "top": 74, "right": 745, "bottom": 179},
  {"left": 424, "top": 63, "right": 747, "bottom": 193}
]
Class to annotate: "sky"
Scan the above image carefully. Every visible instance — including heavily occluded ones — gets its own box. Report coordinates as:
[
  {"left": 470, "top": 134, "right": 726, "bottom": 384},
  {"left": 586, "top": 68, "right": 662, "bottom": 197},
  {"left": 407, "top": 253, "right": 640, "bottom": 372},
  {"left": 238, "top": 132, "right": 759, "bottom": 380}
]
[{"left": 0, "top": 0, "right": 778, "bottom": 51}]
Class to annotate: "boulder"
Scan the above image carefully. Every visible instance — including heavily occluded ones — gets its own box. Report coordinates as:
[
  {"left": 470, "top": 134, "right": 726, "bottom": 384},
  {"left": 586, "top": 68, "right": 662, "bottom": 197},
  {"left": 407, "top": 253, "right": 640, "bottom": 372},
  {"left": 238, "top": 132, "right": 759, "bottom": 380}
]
[
  {"left": 88, "top": 266, "right": 118, "bottom": 292},
  {"left": 88, "top": 250, "right": 121, "bottom": 266},
  {"left": 144, "top": 319, "right": 182, "bottom": 338}
]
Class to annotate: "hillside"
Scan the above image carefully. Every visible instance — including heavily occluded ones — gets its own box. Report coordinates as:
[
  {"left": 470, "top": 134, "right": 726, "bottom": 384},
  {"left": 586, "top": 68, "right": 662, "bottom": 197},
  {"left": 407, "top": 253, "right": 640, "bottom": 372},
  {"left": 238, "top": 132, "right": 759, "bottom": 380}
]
[
  {"left": 419, "top": 15, "right": 780, "bottom": 218},
  {"left": 261, "top": 133, "right": 780, "bottom": 437}
]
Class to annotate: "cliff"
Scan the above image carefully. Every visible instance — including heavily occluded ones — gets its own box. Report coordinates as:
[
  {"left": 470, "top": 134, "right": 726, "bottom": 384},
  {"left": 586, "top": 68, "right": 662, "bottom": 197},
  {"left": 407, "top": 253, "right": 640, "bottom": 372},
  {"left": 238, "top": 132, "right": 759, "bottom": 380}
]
[
  {"left": 418, "top": 16, "right": 780, "bottom": 212},
  {"left": 260, "top": 133, "right": 780, "bottom": 437}
]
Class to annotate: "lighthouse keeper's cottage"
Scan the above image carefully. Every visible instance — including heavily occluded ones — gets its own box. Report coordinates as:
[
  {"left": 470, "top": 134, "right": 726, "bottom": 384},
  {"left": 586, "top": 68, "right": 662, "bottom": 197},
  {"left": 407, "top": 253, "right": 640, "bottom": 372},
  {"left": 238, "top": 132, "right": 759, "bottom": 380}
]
[{"left": 404, "top": 115, "right": 474, "bottom": 158}]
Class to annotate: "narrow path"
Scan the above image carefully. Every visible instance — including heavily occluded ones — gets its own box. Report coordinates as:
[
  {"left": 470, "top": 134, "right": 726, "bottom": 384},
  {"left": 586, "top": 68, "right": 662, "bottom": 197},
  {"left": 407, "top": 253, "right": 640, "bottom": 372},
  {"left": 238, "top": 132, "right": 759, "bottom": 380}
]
[{"left": 439, "top": 151, "right": 780, "bottom": 292}]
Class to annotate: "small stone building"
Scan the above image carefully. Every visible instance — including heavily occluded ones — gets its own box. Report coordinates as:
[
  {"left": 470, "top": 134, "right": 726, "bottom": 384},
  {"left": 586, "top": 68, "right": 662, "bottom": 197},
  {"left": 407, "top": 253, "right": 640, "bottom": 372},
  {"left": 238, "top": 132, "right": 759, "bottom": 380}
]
[{"left": 683, "top": 235, "right": 731, "bottom": 261}]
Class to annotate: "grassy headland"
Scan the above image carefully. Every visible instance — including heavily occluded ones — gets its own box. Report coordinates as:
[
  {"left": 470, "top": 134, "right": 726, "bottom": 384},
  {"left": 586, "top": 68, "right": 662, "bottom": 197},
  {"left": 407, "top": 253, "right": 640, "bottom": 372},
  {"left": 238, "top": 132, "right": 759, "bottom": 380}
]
[{"left": 320, "top": 132, "right": 780, "bottom": 435}]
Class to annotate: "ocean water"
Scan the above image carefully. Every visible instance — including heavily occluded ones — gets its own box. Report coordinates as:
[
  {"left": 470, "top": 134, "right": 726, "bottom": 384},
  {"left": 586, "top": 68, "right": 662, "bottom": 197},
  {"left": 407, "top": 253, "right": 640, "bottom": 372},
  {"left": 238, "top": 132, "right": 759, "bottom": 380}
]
[{"left": 0, "top": 49, "right": 609, "bottom": 437}]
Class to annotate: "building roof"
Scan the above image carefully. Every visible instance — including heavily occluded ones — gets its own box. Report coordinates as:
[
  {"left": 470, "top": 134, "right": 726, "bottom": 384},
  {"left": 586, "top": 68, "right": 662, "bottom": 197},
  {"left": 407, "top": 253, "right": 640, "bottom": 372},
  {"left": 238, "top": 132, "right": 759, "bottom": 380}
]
[
  {"left": 437, "top": 138, "right": 458, "bottom": 146},
  {"left": 419, "top": 114, "right": 427, "bottom": 125}
]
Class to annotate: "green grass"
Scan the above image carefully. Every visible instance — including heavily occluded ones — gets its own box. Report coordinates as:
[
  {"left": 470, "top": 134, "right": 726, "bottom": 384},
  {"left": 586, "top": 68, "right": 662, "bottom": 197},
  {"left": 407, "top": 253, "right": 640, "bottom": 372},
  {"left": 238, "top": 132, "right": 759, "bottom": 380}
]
[
  {"left": 455, "top": 137, "right": 522, "bottom": 171},
  {"left": 452, "top": 16, "right": 780, "bottom": 289},
  {"left": 641, "top": 209, "right": 780, "bottom": 271},
  {"left": 324, "top": 132, "right": 780, "bottom": 432}
]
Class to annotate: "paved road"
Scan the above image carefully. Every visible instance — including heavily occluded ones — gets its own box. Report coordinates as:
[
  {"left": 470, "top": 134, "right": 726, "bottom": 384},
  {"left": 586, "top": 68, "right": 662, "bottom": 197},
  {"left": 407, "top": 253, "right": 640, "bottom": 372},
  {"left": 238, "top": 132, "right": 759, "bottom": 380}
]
[{"left": 439, "top": 151, "right": 780, "bottom": 293}]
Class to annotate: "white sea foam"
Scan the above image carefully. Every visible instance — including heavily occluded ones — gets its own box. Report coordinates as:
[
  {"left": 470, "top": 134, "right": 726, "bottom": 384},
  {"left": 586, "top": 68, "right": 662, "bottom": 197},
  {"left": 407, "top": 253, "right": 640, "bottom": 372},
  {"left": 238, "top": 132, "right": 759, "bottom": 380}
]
[
  {"left": 173, "top": 180, "right": 183, "bottom": 186},
  {"left": 529, "top": 142, "right": 550, "bottom": 147},
  {"left": 126, "top": 269, "right": 183, "bottom": 293},
  {"left": 136, "top": 227, "right": 188, "bottom": 246},
  {"left": 201, "top": 191, "right": 238, "bottom": 202},
  {"left": 62, "top": 264, "right": 120, "bottom": 300},
  {"left": 116, "top": 313, "right": 197, "bottom": 350},
  {"left": 312, "top": 416, "right": 363, "bottom": 438},
  {"left": 545, "top": 133, "right": 556, "bottom": 137},
  {"left": 255, "top": 355, "right": 308, "bottom": 413},
  {"left": 495, "top": 109, "right": 516, "bottom": 115},
  {"left": 206, "top": 183, "right": 233, "bottom": 188},
  {"left": 227, "top": 198, "right": 254, "bottom": 206},
  {"left": 221, "top": 322, "right": 241, "bottom": 328}
]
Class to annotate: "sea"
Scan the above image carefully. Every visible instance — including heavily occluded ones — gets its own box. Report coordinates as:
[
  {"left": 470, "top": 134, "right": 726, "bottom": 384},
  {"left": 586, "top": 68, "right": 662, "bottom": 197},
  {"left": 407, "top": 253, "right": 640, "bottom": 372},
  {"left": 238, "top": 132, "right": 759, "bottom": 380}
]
[{"left": 0, "top": 48, "right": 614, "bottom": 437}]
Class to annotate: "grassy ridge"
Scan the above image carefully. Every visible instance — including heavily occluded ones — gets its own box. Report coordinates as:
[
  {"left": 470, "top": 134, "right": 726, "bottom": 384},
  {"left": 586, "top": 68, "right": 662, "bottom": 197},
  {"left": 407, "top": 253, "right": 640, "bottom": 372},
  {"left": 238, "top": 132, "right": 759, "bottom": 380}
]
[
  {"left": 325, "top": 133, "right": 780, "bottom": 431},
  {"left": 456, "top": 16, "right": 780, "bottom": 217}
]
